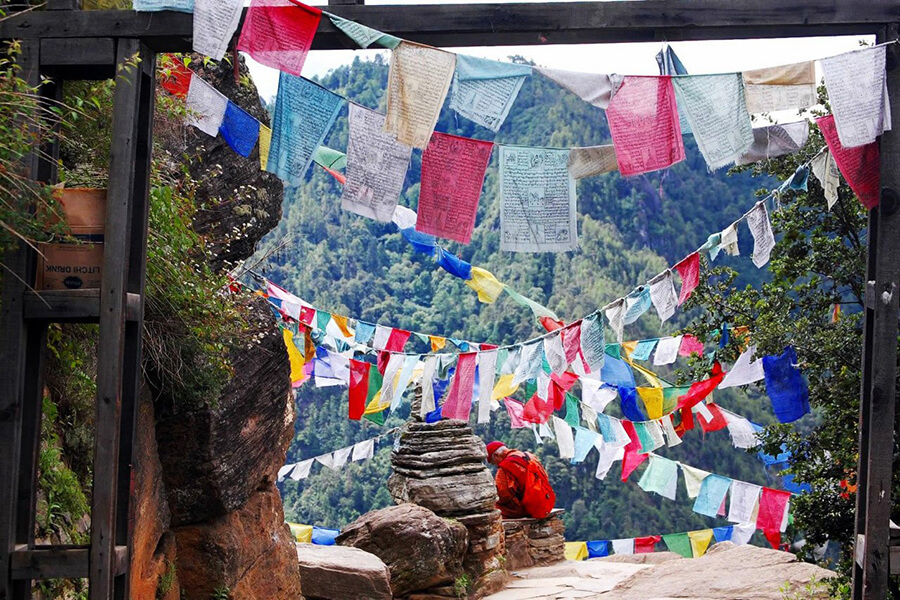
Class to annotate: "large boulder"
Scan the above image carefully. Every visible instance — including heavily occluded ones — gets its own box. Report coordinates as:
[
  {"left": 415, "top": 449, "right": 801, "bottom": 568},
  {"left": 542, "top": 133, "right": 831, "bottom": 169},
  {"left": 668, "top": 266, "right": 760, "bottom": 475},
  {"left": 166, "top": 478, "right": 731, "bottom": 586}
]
[
  {"left": 173, "top": 484, "right": 302, "bottom": 600},
  {"left": 602, "top": 542, "right": 835, "bottom": 599},
  {"left": 337, "top": 503, "right": 469, "bottom": 597},
  {"left": 296, "top": 543, "right": 392, "bottom": 600}
]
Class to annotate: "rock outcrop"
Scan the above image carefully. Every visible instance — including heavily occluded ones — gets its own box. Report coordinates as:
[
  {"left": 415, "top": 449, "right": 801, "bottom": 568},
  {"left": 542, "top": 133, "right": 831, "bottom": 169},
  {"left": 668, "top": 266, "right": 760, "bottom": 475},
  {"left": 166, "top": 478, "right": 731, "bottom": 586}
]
[
  {"left": 388, "top": 414, "right": 509, "bottom": 597},
  {"left": 296, "top": 543, "right": 393, "bottom": 600},
  {"left": 337, "top": 503, "right": 469, "bottom": 597},
  {"left": 129, "top": 56, "right": 301, "bottom": 599},
  {"left": 501, "top": 510, "right": 566, "bottom": 570}
]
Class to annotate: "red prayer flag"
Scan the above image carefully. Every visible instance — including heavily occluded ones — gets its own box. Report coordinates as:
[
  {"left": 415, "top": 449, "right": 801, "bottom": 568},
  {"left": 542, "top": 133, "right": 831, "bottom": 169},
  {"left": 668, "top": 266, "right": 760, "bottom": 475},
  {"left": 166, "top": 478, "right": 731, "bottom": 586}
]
[
  {"left": 550, "top": 371, "right": 579, "bottom": 394},
  {"left": 676, "top": 406, "right": 695, "bottom": 436},
  {"left": 539, "top": 316, "right": 565, "bottom": 332},
  {"left": 237, "top": 0, "right": 322, "bottom": 77},
  {"left": 385, "top": 329, "right": 411, "bottom": 352},
  {"left": 677, "top": 363, "right": 725, "bottom": 411},
  {"left": 299, "top": 306, "right": 316, "bottom": 326},
  {"left": 561, "top": 321, "right": 583, "bottom": 365},
  {"left": 763, "top": 529, "right": 782, "bottom": 550},
  {"left": 321, "top": 165, "right": 346, "bottom": 185},
  {"left": 621, "top": 421, "right": 648, "bottom": 481},
  {"left": 679, "top": 334, "right": 704, "bottom": 357},
  {"left": 634, "top": 535, "right": 661, "bottom": 554},
  {"left": 817, "top": 114, "right": 880, "bottom": 209},
  {"left": 442, "top": 353, "right": 478, "bottom": 421},
  {"left": 674, "top": 252, "right": 700, "bottom": 305},
  {"left": 159, "top": 57, "right": 192, "bottom": 98},
  {"left": 416, "top": 132, "right": 494, "bottom": 244},
  {"left": 522, "top": 392, "right": 554, "bottom": 424},
  {"left": 348, "top": 359, "right": 369, "bottom": 420},
  {"left": 607, "top": 76, "right": 685, "bottom": 176},
  {"left": 697, "top": 403, "right": 728, "bottom": 433},
  {"left": 757, "top": 488, "right": 791, "bottom": 533},
  {"left": 504, "top": 398, "right": 528, "bottom": 428}
]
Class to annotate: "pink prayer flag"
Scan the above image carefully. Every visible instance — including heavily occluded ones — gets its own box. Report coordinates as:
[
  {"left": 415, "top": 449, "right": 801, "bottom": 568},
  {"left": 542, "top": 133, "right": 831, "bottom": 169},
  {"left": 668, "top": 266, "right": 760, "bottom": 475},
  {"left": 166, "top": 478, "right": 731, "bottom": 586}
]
[
  {"left": 621, "top": 421, "right": 648, "bottom": 482},
  {"left": 606, "top": 76, "right": 685, "bottom": 176},
  {"left": 757, "top": 488, "right": 791, "bottom": 532},
  {"left": 385, "top": 328, "right": 411, "bottom": 353},
  {"left": 237, "top": 0, "right": 321, "bottom": 77},
  {"left": 416, "top": 132, "right": 494, "bottom": 244},
  {"left": 717, "top": 495, "right": 727, "bottom": 517},
  {"left": 817, "top": 114, "right": 880, "bottom": 209},
  {"left": 561, "top": 321, "right": 583, "bottom": 365},
  {"left": 674, "top": 252, "right": 700, "bottom": 305},
  {"left": 442, "top": 353, "right": 478, "bottom": 421},
  {"left": 679, "top": 334, "right": 704, "bottom": 357},
  {"left": 504, "top": 398, "right": 528, "bottom": 428}
]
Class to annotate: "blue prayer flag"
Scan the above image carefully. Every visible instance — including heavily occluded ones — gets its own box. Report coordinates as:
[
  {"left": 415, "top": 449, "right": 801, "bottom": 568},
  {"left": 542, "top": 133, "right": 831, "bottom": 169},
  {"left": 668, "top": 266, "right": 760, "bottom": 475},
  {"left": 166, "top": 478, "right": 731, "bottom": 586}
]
[
  {"left": 572, "top": 427, "right": 599, "bottom": 464},
  {"left": 763, "top": 347, "right": 810, "bottom": 423},
  {"left": 630, "top": 339, "right": 658, "bottom": 361},
  {"left": 400, "top": 227, "right": 437, "bottom": 256},
  {"left": 713, "top": 525, "right": 733, "bottom": 543},
  {"left": 601, "top": 354, "right": 636, "bottom": 388},
  {"left": 354, "top": 321, "right": 376, "bottom": 345},
  {"left": 435, "top": 247, "right": 473, "bottom": 280},
  {"left": 219, "top": 101, "right": 260, "bottom": 158},
  {"left": 618, "top": 386, "right": 647, "bottom": 421},
  {"left": 267, "top": 73, "right": 343, "bottom": 185},
  {"left": 311, "top": 527, "right": 339, "bottom": 545},
  {"left": 586, "top": 540, "right": 610, "bottom": 558},
  {"left": 597, "top": 413, "right": 619, "bottom": 445},
  {"left": 693, "top": 474, "right": 732, "bottom": 518}
]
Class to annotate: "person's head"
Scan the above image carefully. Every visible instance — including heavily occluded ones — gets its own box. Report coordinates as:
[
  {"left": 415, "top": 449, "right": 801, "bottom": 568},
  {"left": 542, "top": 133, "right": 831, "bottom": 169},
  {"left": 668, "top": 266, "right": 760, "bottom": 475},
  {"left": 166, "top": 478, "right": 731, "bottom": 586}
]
[{"left": 486, "top": 441, "right": 510, "bottom": 465}]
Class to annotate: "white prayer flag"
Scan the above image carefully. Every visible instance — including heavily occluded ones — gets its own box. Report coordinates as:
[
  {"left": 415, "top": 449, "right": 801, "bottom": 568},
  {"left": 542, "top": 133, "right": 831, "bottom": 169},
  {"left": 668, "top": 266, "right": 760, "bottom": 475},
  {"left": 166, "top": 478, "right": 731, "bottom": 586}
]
[
  {"left": 420, "top": 356, "right": 438, "bottom": 417},
  {"left": 681, "top": 463, "right": 710, "bottom": 499},
  {"left": 193, "top": 0, "right": 244, "bottom": 61},
  {"left": 746, "top": 203, "right": 776, "bottom": 268},
  {"left": 723, "top": 411, "right": 760, "bottom": 449},
  {"left": 277, "top": 464, "right": 295, "bottom": 481},
  {"left": 811, "top": 149, "right": 841, "bottom": 210},
  {"left": 594, "top": 443, "right": 625, "bottom": 480},
  {"left": 535, "top": 67, "right": 619, "bottom": 109},
  {"left": 604, "top": 298, "right": 626, "bottom": 343},
  {"left": 552, "top": 416, "right": 576, "bottom": 459},
  {"left": 477, "top": 350, "right": 499, "bottom": 424},
  {"left": 649, "top": 270, "right": 678, "bottom": 322},
  {"left": 742, "top": 61, "right": 816, "bottom": 114},
  {"left": 611, "top": 538, "right": 634, "bottom": 555},
  {"left": 583, "top": 379, "right": 618, "bottom": 412},
  {"left": 728, "top": 481, "right": 762, "bottom": 524},
  {"left": 720, "top": 345, "right": 765, "bottom": 389},
  {"left": 821, "top": 46, "right": 891, "bottom": 148},
  {"left": 331, "top": 446, "right": 353, "bottom": 470},
  {"left": 653, "top": 335, "right": 683, "bottom": 366},
  {"left": 185, "top": 76, "right": 227, "bottom": 136},
  {"left": 543, "top": 332, "right": 567, "bottom": 374},
  {"left": 352, "top": 439, "right": 375, "bottom": 462},
  {"left": 731, "top": 522, "right": 757, "bottom": 546},
  {"left": 289, "top": 459, "right": 314, "bottom": 480},
  {"left": 316, "top": 453, "right": 335, "bottom": 469}
]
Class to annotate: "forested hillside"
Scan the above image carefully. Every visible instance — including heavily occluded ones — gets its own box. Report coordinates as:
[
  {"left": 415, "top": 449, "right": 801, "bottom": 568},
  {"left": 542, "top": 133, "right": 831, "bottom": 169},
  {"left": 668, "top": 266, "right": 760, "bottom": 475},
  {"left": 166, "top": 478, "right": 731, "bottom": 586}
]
[{"left": 252, "top": 55, "right": 784, "bottom": 543}]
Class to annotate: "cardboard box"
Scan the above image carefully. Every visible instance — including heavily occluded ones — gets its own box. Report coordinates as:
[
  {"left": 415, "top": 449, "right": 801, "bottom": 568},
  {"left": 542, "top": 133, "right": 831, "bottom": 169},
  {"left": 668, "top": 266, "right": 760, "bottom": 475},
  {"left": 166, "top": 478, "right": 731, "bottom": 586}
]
[
  {"left": 35, "top": 242, "right": 104, "bottom": 291},
  {"left": 46, "top": 187, "right": 107, "bottom": 240}
]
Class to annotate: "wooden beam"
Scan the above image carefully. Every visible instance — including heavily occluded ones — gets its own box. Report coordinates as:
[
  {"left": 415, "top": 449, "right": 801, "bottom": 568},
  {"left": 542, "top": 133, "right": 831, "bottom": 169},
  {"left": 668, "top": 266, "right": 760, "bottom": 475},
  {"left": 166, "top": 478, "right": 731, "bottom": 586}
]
[
  {"left": 0, "top": 1, "right": 894, "bottom": 51},
  {"left": 852, "top": 25, "right": 900, "bottom": 600},
  {"left": 22, "top": 290, "right": 141, "bottom": 323},
  {"left": 89, "top": 38, "right": 146, "bottom": 600},
  {"left": 11, "top": 545, "right": 128, "bottom": 580}
]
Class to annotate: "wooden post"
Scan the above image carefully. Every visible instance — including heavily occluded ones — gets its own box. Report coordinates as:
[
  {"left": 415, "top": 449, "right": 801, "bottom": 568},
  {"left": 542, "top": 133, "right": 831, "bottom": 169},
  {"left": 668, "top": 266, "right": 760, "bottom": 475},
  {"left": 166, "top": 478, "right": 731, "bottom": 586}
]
[
  {"left": 88, "top": 38, "right": 148, "bottom": 600},
  {"left": 852, "top": 25, "right": 900, "bottom": 600}
]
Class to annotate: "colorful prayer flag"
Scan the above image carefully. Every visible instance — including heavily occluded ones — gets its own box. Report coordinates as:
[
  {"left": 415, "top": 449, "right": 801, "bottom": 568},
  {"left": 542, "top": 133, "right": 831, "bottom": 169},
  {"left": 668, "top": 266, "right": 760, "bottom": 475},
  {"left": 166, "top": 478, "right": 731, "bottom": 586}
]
[
  {"left": 417, "top": 132, "right": 494, "bottom": 244},
  {"left": 450, "top": 55, "right": 532, "bottom": 132},
  {"left": 674, "top": 252, "right": 700, "bottom": 305},
  {"left": 237, "top": 0, "right": 321, "bottom": 76},
  {"left": 817, "top": 114, "right": 881, "bottom": 209},
  {"left": 220, "top": 101, "right": 261, "bottom": 158}
]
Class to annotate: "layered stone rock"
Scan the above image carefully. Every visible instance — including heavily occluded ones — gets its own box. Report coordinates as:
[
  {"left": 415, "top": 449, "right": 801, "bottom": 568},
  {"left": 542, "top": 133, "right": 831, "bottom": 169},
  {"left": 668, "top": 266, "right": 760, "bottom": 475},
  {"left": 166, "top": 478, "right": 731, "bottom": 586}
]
[
  {"left": 296, "top": 544, "right": 392, "bottom": 600},
  {"left": 501, "top": 509, "right": 566, "bottom": 570},
  {"left": 388, "top": 413, "right": 509, "bottom": 597},
  {"left": 337, "top": 503, "right": 468, "bottom": 598}
]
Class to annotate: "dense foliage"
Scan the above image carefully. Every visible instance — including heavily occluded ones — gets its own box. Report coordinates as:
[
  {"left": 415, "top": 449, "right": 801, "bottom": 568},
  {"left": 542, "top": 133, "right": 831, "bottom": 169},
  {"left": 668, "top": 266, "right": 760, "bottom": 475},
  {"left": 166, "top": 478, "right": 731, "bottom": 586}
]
[{"left": 255, "top": 56, "right": 788, "bottom": 545}]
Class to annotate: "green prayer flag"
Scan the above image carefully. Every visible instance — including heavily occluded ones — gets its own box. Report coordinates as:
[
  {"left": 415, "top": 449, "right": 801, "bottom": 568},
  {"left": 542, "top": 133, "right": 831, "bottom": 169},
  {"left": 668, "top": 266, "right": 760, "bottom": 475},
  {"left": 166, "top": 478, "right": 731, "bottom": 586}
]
[
  {"left": 363, "top": 410, "right": 385, "bottom": 425},
  {"left": 662, "top": 532, "right": 693, "bottom": 558},
  {"left": 312, "top": 145, "right": 347, "bottom": 170},
  {"left": 564, "top": 393, "right": 581, "bottom": 428},
  {"left": 524, "top": 380, "right": 537, "bottom": 399},
  {"left": 605, "top": 344, "right": 621, "bottom": 360},
  {"left": 504, "top": 287, "right": 560, "bottom": 321},
  {"left": 325, "top": 12, "right": 402, "bottom": 49},
  {"left": 316, "top": 310, "right": 332, "bottom": 332}
]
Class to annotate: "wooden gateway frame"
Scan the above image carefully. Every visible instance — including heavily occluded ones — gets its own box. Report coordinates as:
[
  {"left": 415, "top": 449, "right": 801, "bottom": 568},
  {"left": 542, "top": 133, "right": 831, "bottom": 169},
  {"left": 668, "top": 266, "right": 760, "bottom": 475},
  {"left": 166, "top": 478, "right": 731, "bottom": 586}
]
[{"left": 0, "top": 1, "right": 898, "bottom": 599}]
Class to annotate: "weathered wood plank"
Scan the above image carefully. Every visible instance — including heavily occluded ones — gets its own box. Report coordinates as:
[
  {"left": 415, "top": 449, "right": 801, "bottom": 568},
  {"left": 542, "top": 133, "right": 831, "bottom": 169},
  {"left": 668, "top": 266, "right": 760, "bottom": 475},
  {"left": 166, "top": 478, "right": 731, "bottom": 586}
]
[
  {"left": 0, "top": 1, "right": 894, "bottom": 50},
  {"left": 22, "top": 290, "right": 141, "bottom": 323},
  {"left": 852, "top": 26, "right": 900, "bottom": 600},
  {"left": 11, "top": 545, "right": 128, "bottom": 580},
  {"left": 0, "top": 39, "right": 41, "bottom": 600},
  {"left": 89, "top": 37, "right": 144, "bottom": 600},
  {"left": 113, "top": 44, "right": 155, "bottom": 600},
  {"left": 41, "top": 38, "right": 115, "bottom": 67}
]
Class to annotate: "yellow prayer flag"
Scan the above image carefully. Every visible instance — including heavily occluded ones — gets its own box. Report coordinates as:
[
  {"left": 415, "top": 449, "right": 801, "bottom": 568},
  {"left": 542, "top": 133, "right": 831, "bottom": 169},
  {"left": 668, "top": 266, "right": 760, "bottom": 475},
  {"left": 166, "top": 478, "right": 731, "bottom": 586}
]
[
  {"left": 288, "top": 523, "right": 313, "bottom": 543},
  {"left": 621, "top": 340, "right": 638, "bottom": 358},
  {"left": 364, "top": 390, "right": 391, "bottom": 415},
  {"left": 564, "top": 541, "right": 588, "bottom": 561},
  {"left": 332, "top": 314, "right": 353, "bottom": 338},
  {"left": 283, "top": 329, "right": 307, "bottom": 385},
  {"left": 430, "top": 336, "right": 447, "bottom": 352},
  {"left": 464, "top": 267, "right": 505, "bottom": 304},
  {"left": 628, "top": 359, "right": 664, "bottom": 388},
  {"left": 259, "top": 125, "right": 272, "bottom": 171},
  {"left": 637, "top": 387, "right": 665, "bottom": 420},
  {"left": 492, "top": 374, "right": 519, "bottom": 401},
  {"left": 688, "top": 529, "right": 714, "bottom": 558}
]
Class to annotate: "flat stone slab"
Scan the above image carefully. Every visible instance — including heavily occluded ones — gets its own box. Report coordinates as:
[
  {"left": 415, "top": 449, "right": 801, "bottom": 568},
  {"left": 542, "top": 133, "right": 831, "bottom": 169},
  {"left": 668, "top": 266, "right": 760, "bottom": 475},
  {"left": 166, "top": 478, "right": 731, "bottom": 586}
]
[{"left": 296, "top": 543, "right": 392, "bottom": 600}]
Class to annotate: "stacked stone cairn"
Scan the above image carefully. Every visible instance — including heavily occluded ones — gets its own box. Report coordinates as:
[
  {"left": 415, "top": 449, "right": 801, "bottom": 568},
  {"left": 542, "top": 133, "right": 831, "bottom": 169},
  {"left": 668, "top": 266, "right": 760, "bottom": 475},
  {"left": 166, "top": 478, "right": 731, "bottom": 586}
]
[{"left": 388, "top": 389, "right": 508, "bottom": 597}]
